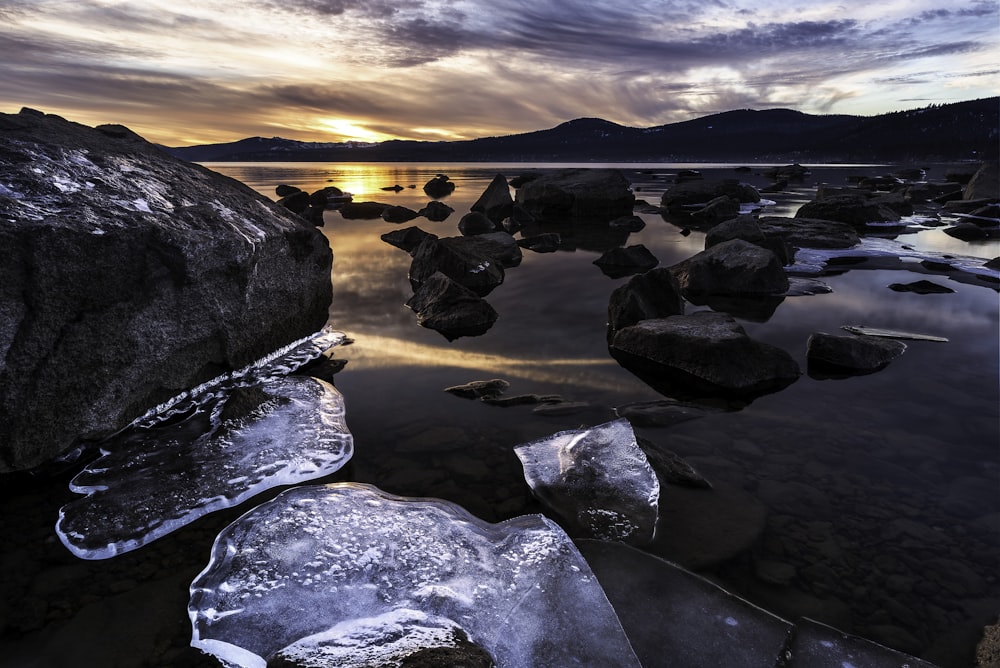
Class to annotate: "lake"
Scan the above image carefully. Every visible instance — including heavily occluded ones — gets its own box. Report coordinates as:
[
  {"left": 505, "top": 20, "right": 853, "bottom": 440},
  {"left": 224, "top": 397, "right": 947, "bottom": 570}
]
[{"left": 0, "top": 162, "right": 996, "bottom": 667}]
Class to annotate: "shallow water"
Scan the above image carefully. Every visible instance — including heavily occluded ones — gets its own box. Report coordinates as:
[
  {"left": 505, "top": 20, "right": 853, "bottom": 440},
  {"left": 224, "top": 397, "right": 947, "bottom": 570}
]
[{"left": 0, "top": 162, "right": 996, "bottom": 667}]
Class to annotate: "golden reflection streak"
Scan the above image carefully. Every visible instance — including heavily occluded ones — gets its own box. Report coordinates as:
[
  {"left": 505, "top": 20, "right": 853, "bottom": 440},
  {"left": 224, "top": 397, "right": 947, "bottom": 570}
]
[{"left": 341, "top": 333, "right": 627, "bottom": 393}]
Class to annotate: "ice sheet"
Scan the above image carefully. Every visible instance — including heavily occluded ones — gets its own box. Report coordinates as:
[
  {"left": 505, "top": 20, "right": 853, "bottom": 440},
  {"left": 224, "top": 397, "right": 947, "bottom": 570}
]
[
  {"left": 188, "top": 483, "right": 640, "bottom": 668},
  {"left": 513, "top": 418, "right": 660, "bottom": 545},
  {"left": 56, "top": 328, "right": 352, "bottom": 560}
]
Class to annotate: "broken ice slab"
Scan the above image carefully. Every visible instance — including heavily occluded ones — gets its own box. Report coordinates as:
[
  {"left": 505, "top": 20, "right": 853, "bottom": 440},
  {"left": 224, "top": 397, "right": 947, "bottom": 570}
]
[
  {"left": 513, "top": 418, "right": 660, "bottom": 545},
  {"left": 188, "top": 483, "right": 640, "bottom": 668},
  {"left": 57, "top": 374, "right": 353, "bottom": 560},
  {"left": 841, "top": 325, "right": 949, "bottom": 342}
]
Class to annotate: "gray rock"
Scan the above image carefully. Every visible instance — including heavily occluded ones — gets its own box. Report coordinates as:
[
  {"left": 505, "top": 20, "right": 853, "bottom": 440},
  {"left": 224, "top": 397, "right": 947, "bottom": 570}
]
[
  {"left": 689, "top": 195, "right": 741, "bottom": 226},
  {"left": 470, "top": 173, "right": 514, "bottom": 224},
  {"left": 405, "top": 272, "right": 498, "bottom": 341},
  {"left": 457, "top": 211, "right": 496, "bottom": 236},
  {"left": 610, "top": 311, "right": 800, "bottom": 401},
  {"left": 514, "top": 168, "right": 635, "bottom": 222},
  {"left": 0, "top": 108, "right": 332, "bottom": 471},
  {"left": 795, "top": 194, "right": 901, "bottom": 229},
  {"left": 593, "top": 244, "right": 659, "bottom": 278},
  {"left": 408, "top": 236, "right": 506, "bottom": 297},
  {"left": 458, "top": 231, "right": 523, "bottom": 268},
  {"left": 750, "top": 216, "right": 860, "bottom": 250},
  {"left": 964, "top": 160, "right": 999, "bottom": 200},
  {"left": 670, "top": 239, "right": 789, "bottom": 296},
  {"left": 806, "top": 332, "right": 906, "bottom": 377},
  {"left": 381, "top": 205, "right": 419, "bottom": 224},
  {"left": 417, "top": 200, "right": 454, "bottom": 221},
  {"left": 422, "top": 174, "right": 455, "bottom": 199},
  {"left": 705, "top": 215, "right": 795, "bottom": 263},
  {"left": 381, "top": 226, "right": 436, "bottom": 256},
  {"left": 607, "top": 267, "right": 685, "bottom": 336}
]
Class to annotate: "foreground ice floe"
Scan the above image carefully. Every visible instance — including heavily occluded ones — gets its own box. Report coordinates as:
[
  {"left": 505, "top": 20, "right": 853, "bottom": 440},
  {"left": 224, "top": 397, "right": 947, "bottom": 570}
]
[
  {"left": 513, "top": 418, "right": 660, "bottom": 545},
  {"left": 189, "top": 483, "right": 640, "bottom": 668},
  {"left": 56, "top": 328, "right": 352, "bottom": 560}
]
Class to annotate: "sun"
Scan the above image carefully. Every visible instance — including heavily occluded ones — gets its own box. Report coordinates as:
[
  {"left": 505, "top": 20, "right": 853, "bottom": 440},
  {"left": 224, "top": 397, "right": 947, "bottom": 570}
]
[{"left": 318, "top": 118, "right": 393, "bottom": 143}]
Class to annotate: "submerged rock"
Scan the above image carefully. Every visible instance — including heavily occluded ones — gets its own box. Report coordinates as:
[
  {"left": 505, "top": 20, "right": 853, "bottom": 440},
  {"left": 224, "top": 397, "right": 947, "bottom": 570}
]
[
  {"left": 0, "top": 108, "right": 333, "bottom": 472},
  {"left": 610, "top": 311, "right": 801, "bottom": 402},
  {"left": 806, "top": 332, "right": 907, "bottom": 378},
  {"left": 513, "top": 418, "right": 660, "bottom": 545},
  {"left": 189, "top": 483, "right": 641, "bottom": 667}
]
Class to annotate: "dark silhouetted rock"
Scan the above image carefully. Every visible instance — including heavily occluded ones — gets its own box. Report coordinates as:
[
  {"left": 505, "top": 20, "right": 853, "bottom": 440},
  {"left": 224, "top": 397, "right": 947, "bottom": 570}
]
[
  {"left": 471, "top": 173, "right": 514, "bottom": 224},
  {"left": 275, "top": 184, "right": 301, "bottom": 197},
  {"left": 670, "top": 239, "right": 789, "bottom": 296},
  {"left": 944, "top": 223, "right": 989, "bottom": 240},
  {"left": 381, "top": 226, "right": 436, "bottom": 255},
  {"left": 339, "top": 201, "right": 389, "bottom": 219},
  {"left": 610, "top": 215, "right": 646, "bottom": 232},
  {"left": 458, "top": 211, "right": 496, "bottom": 236},
  {"left": 508, "top": 172, "right": 540, "bottom": 188},
  {"left": 502, "top": 204, "right": 535, "bottom": 234},
  {"left": 405, "top": 272, "right": 498, "bottom": 341},
  {"left": 309, "top": 185, "right": 346, "bottom": 207},
  {"left": 660, "top": 180, "right": 761, "bottom": 210},
  {"left": 408, "top": 236, "right": 506, "bottom": 297},
  {"left": 380, "top": 184, "right": 404, "bottom": 192},
  {"left": 418, "top": 200, "right": 454, "bottom": 222},
  {"left": 517, "top": 233, "right": 561, "bottom": 253},
  {"left": 607, "top": 268, "right": 685, "bottom": 336},
  {"left": 705, "top": 216, "right": 794, "bottom": 264},
  {"left": 888, "top": 280, "right": 955, "bottom": 294},
  {"left": 689, "top": 196, "right": 741, "bottom": 227},
  {"left": 381, "top": 205, "right": 420, "bottom": 224},
  {"left": 763, "top": 163, "right": 811, "bottom": 181},
  {"left": 423, "top": 174, "right": 455, "bottom": 199},
  {"left": 277, "top": 190, "right": 311, "bottom": 214},
  {"left": 515, "top": 168, "right": 635, "bottom": 222},
  {"left": 985, "top": 257, "right": 1000, "bottom": 270},
  {"left": 675, "top": 169, "right": 703, "bottom": 182},
  {"left": 593, "top": 244, "right": 659, "bottom": 278},
  {"left": 807, "top": 332, "right": 906, "bottom": 377},
  {"left": 0, "top": 109, "right": 332, "bottom": 471},
  {"left": 636, "top": 436, "right": 712, "bottom": 489},
  {"left": 610, "top": 311, "right": 800, "bottom": 402},
  {"left": 746, "top": 216, "right": 860, "bottom": 250},
  {"left": 795, "top": 194, "right": 901, "bottom": 229},
  {"left": 460, "top": 231, "right": 523, "bottom": 268}
]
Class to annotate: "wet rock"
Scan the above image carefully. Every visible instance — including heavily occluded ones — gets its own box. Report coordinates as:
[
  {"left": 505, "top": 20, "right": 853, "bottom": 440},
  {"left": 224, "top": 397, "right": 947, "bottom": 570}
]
[
  {"left": 635, "top": 436, "right": 712, "bottom": 489},
  {"left": 607, "top": 267, "right": 685, "bottom": 336},
  {"left": 806, "top": 332, "right": 906, "bottom": 377},
  {"left": 381, "top": 205, "right": 419, "bottom": 224},
  {"left": 409, "top": 236, "right": 506, "bottom": 297},
  {"left": 795, "top": 194, "right": 901, "bottom": 229},
  {"left": 887, "top": 280, "right": 955, "bottom": 294},
  {"left": 750, "top": 216, "right": 860, "bottom": 250},
  {"left": 457, "top": 211, "right": 495, "bottom": 236},
  {"left": 417, "top": 200, "right": 454, "bottom": 222},
  {"left": 470, "top": 173, "right": 514, "bottom": 224},
  {"left": 593, "top": 244, "right": 659, "bottom": 278},
  {"left": 514, "top": 168, "right": 635, "bottom": 222},
  {"left": 689, "top": 195, "right": 741, "bottom": 226},
  {"left": 964, "top": 160, "right": 999, "bottom": 200},
  {"left": 422, "top": 174, "right": 455, "bottom": 199},
  {"left": 615, "top": 399, "right": 724, "bottom": 428},
  {"left": 705, "top": 215, "right": 795, "bottom": 264},
  {"left": 0, "top": 108, "right": 332, "bottom": 471},
  {"left": 405, "top": 272, "right": 498, "bottom": 340},
  {"left": 517, "top": 232, "right": 561, "bottom": 253},
  {"left": 276, "top": 190, "right": 311, "bottom": 214},
  {"left": 660, "top": 180, "right": 761, "bottom": 211},
  {"left": 381, "top": 226, "right": 436, "bottom": 256},
  {"left": 275, "top": 184, "right": 301, "bottom": 197},
  {"left": 670, "top": 239, "right": 789, "bottom": 297},
  {"left": 610, "top": 311, "right": 800, "bottom": 402},
  {"left": 456, "top": 231, "right": 523, "bottom": 268},
  {"left": 444, "top": 379, "right": 510, "bottom": 400},
  {"left": 944, "top": 222, "right": 990, "bottom": 241},
  {"left": 609, "top": 214, "right": 646, "bottom": 231},
  {"left": 339, "top": 201, "right": 389, "bottom": 219}
]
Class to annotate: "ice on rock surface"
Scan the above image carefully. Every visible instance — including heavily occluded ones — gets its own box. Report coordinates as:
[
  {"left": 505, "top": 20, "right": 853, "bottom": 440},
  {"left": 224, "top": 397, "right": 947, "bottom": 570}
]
[
  {"left": 513, "top": 418, "right": 660, "bottom": 545},
  {"left": 188, "top": 483, "right": 640, "bottom": 668},
  {"left": 56, "top": 328, "right": 352, "bottom": 560}
]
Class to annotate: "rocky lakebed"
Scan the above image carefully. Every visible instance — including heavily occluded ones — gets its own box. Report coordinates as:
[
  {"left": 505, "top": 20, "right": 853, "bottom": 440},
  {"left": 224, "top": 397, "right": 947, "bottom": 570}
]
[{"left": 0, "top": 107, "right": 998, "bottom": 667}]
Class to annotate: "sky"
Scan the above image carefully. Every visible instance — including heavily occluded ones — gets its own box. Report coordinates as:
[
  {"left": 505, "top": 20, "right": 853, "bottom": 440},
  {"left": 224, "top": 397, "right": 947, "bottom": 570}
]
[{"left": 0, "top": 0, "right": 997, "bottom": 147}]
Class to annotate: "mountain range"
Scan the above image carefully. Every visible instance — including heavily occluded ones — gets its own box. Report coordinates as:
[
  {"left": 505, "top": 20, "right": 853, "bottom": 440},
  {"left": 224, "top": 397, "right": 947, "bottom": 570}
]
[{"left": 164, "top": 97, "right": 999, "bottom": 163}]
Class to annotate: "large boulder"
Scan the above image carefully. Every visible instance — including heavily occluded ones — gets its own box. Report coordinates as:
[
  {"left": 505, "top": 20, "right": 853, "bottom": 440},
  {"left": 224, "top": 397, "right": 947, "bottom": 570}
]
[
  {"left": 670, "top": 239, "right": 789, "bottom": 296},
  {"left": 471, "top": 173, "right": 514, "bottom": 224},
  {"left": 607, "top": 268, "right": 685, "bottom": 337},
  {"left": 405, "top": 272, "right": 498, "bottom": 341},
  {"left": 514, "top": 168, "right": 635, "bottom": 222},
  {"left": 745, "top": 216, "right": 860, "bottom": 250},
  {"left": 964, "top": 160, "right": 999, "bottom": 200},
  {"left": 660, "top": 180, "right": 761, "bottom": 210},
  {"left": 609, "top": 311, "right": 801, "bottom": 401},
  {"left": 408, "top": 235, "right": 506, "bottom": 297},
  {"left": 0, "top": 109, "right": 333, "bottom": 472},
  {"left": 794, "top": 194, "right": 901, "bottom": 229},
  {"left": 704, "top": 216, "right": 794, "bottom": 264}
]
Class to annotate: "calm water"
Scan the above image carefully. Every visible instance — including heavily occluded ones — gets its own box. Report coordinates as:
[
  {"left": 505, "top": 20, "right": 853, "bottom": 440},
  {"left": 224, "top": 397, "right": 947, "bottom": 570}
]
[{"left": 0, "top": 162, "right": 996, "bottom": 667}]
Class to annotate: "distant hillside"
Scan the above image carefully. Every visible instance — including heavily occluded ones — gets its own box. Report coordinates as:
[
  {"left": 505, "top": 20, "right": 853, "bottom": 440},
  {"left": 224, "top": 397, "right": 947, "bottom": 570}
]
[{"left": 164, "top": 97, "right": 998, "bottom": 163}]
